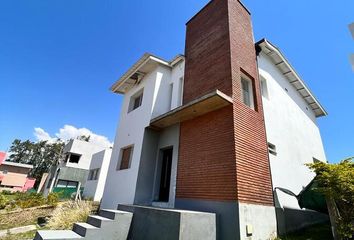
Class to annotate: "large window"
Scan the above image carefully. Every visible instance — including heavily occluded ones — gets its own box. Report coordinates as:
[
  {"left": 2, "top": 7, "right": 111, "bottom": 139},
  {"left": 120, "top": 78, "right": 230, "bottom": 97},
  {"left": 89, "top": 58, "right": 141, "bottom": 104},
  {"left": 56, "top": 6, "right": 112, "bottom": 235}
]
[
  {"left": 56, "top": 180, "right": 78, "bottom": 188},
  {"left": 117, "top": 146, "right": 133, "bottom": 170},
  {"left": 88, "top": 168, "right": 100, "bottom": 181},
  {"left": 241, "top": 74, "right": 255, "bottom": 109},
  {"left": 128, "top": 89, "right": 144, "bottom": 112}
]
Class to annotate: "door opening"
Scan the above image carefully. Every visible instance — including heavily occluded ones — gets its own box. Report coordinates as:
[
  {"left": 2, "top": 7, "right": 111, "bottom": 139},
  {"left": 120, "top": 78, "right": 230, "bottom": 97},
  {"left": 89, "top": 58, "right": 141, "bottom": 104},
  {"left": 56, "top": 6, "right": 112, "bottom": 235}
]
[{"left": 158, "top": 148, "right": 173, "bottom": 202}]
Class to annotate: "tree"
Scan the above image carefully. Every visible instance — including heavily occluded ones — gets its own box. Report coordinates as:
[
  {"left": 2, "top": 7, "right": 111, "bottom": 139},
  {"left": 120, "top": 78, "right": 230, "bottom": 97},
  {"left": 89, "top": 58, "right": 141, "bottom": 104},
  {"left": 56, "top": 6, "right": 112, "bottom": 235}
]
[
  {"left": 7, "top": 139, "right": 65, "bottom": 187},
  {"left": 76, "top": 135, "right": 90, "bottom": 142},
  {"left": 307, "top": 158, "right": 354, "bottom": 240}
]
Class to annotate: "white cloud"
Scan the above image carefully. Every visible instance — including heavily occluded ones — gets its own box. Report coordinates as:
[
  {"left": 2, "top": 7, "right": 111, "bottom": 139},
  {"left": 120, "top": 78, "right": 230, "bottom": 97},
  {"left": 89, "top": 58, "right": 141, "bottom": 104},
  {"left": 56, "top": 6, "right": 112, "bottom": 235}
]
[{"left": 34, "top": 125, "right": 112, "bottom": 148}]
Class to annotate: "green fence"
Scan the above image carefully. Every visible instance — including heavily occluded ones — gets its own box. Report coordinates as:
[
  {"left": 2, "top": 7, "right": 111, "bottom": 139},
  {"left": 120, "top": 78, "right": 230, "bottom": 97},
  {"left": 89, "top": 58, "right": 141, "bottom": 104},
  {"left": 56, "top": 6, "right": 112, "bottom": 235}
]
[{"left": 52, "top": 187, "right": 83, "bottom": 199}]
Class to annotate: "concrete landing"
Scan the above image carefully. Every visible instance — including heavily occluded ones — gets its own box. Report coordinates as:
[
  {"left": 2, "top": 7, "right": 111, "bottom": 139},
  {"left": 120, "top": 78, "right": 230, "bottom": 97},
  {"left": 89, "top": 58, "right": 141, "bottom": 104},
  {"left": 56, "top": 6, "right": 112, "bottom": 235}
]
[{"left": 118, "top": 204, "right": 216, "bottom": 240}]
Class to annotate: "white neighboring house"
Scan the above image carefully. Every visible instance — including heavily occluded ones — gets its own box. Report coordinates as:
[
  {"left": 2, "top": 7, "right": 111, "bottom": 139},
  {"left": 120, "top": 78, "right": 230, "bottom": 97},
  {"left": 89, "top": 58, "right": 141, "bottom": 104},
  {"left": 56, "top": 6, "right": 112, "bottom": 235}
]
[
  {"left": 44, "top": 139, "right": 109, "bottom": 197},
  {"left": 83, "top": 148, "right": 112, "bottom": 201}
]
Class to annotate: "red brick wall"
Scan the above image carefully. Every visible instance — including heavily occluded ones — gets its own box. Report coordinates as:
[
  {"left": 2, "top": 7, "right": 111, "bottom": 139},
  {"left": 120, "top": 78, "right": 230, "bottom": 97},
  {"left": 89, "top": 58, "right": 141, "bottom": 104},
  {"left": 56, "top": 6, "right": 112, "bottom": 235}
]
[
  {"left": 228, "top": 0, "right": 274, "bottom": 205},
  {"left": 177, "top": 106, "right": 237, "bottom": 201},
  {"left": 183, "top": 0, "right": 232, "bottom": 104},
  {"left": 176, "top": 0, "right": 274, "bottom": 206}
]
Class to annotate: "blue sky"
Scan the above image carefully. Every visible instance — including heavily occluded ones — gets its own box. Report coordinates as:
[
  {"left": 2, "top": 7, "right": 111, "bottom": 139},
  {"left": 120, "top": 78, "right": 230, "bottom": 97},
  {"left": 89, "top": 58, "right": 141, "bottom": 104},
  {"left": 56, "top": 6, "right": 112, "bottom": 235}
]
[{"left": 0, "top": 0, "right": 353, "bottom": 162}]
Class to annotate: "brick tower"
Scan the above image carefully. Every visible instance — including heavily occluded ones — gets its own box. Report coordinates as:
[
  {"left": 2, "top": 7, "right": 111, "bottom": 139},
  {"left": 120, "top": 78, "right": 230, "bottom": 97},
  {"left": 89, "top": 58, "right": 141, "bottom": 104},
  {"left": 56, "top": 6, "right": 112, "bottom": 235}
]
[{"left": 175, "top": 0, "right": 277, "bottom": 239}]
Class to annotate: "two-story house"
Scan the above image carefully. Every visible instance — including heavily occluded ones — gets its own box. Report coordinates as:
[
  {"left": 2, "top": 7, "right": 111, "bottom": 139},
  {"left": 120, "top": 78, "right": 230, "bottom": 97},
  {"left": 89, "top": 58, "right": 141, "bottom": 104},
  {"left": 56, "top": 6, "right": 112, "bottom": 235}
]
[{"left": 100, "top": 0, "right": 328, "bottom": 239}]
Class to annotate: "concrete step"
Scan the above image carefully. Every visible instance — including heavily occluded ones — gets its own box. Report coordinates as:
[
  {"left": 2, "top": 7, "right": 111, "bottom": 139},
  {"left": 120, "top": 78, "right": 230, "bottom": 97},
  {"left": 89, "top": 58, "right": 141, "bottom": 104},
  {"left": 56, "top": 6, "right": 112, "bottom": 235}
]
[
  {"left": 99, "top": 209, "right": 132, "bottom": 220},
  {"left": 33, "top": 230, "right": 83, "bottom": 240},
  {"left": 87, "top": 215, "right": 113, "bottom": 228},
  {"left": 72, "top": 222, "right": 99, "bottom": 238}
]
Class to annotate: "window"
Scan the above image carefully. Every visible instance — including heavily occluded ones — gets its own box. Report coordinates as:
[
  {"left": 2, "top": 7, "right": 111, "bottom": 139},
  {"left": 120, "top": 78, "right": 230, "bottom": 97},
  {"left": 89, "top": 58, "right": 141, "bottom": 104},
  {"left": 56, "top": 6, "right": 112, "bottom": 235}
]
[
  {"left": 56, "top": 180, "right": 78, "bottom": 188},
  {"left": 268, "top": 142, "right": 277, "bottom": 156},
  {"left": 260, "top": 77, "right": 269, "bottom": 99},
  {"left": 168, "top": 83, "right": 173, "bottom": 110},
  {"left": 241, "top": 75, "right": 254, "bottom": 109},
  {"left": 88, "top": 168, "right": 100, "bottom": 180},
  {"left": 178, "top": 77, "right": 184, "bottom": 107},
  {"left": 117, "top": 146, "right": 133, "bottom": 170},
  {"left": 128, "top": 89, "right": 144, "bottom": 112},
  {"left": 68, "top": 153, "right": 81, "bottom": 163}
]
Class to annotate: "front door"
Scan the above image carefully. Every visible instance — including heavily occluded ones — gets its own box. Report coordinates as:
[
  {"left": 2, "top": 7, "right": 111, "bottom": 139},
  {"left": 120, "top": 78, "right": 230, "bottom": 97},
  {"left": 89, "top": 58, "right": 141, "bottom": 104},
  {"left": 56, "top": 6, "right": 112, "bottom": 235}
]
[{"left": 158, "top": 148, "right": 173, "bottom": 202}]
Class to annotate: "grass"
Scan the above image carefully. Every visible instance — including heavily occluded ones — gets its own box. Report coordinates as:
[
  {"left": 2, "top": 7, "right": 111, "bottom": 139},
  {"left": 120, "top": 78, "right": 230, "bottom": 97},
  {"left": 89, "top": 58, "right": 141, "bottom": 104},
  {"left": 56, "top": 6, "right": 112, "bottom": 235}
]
[
  {"left": 0, "top": 206, "right": 54, "bottom": 230},
  {"left": 278, "top": 222, "right": 333, "bottom": 240},
  {"left": 0, "top": 229, "right": 38, "bottom": 240}
]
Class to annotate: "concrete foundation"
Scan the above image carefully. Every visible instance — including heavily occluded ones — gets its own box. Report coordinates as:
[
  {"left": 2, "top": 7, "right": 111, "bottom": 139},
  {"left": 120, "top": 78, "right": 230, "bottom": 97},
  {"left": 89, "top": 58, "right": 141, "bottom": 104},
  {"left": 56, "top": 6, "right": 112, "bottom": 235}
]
[{"left": 118, "top": 204, "right": 216, "bottom": 240}]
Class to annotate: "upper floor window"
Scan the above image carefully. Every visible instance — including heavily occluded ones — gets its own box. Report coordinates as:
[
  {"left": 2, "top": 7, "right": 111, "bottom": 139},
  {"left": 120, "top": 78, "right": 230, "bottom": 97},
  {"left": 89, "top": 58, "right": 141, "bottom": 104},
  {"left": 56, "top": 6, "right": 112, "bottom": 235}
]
[
  {"left": 241, "top": 74, "right": 254, "bottom": 109},
  {"left": 260, "top": 77, "right": 269, "bottom": 99},
  {"left": 128, "top": 89, "right": 144, "bottom": 113},
  {"left": 117, "top": 145, "right": 134, "bottom": 170},
  {"left": 88, "top": 168, "right": 100, "bottom": 181},
  {"left": 65, "top": 153, "right": 81, "bottom": 164}
]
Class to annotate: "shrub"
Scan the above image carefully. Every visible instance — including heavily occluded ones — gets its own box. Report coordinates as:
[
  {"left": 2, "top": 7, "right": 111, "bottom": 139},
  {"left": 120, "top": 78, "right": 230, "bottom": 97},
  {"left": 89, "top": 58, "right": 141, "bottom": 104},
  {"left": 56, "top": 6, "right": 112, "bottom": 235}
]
[
  {"left": 46, "top": 193, "right": 59, "bottom": 207},
  {"left": 14, "top": 192, "right": 46, "bottom": 208},
  {"left": 0, "top": 194, "right": 8, "bottom": 209},
  {"left": 307, "top": 158, "right": 354, "bottom": 240},
  {"left": 47, "top": 201, "right": 93, "bottom": 230}
]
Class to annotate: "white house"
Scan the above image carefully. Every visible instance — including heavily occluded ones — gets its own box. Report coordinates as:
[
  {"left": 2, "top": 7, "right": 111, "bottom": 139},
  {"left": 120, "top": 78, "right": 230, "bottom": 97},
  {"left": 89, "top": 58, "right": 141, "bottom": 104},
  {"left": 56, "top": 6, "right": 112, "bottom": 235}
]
[
  {"left": 44, "top": 139, "right": 109, "bottom": 197},
  {"left": 100, "top": 1, "right": 328, "bottom": 239},
  {"left": 83, "top": 148, "right": 112, "bottom": 201}
]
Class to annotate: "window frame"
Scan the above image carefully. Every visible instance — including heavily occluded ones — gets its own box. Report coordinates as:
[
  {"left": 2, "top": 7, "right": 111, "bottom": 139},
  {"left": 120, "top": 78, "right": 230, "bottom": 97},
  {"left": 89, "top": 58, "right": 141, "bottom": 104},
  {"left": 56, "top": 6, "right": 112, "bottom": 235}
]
[
  {"left": 240, "top": 73, "right": 255, "bottom": 110},
  {"left": 260, "top": 76, "right": 269, "bottom": 99},
  {"left": 117, "top": 145, "right": 134, "bottom": 171},
  {"left": 128, "top": 89, "right": 144, "bottom": 113},
  {"left": 68, "top": 153, "right": 81, "bottom": 164}
]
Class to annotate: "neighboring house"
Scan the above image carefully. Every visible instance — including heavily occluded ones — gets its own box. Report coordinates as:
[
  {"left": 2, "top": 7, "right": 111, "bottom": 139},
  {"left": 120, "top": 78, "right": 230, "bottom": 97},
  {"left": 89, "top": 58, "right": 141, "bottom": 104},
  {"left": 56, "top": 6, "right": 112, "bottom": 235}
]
[
  {"left": 0, "top": 151, "right": 35, "bottom": 192},
  {"left": 100, "top": 0, "right": 327, "bottom": 239},
  {"left": 349, "top": 23, "right": 354, "bottom": 70},
  {"left": 43, "top": 139, "right": 108, "bottom": 198},
  {"left": 83, "top": 148, "right": 112, "bottom": 201}
]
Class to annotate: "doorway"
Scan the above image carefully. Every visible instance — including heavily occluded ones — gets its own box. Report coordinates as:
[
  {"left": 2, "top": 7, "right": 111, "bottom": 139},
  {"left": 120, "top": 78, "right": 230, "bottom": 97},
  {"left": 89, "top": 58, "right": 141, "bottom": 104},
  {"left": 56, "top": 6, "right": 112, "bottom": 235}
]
[{"left": 158, "top": 148, "right": 173, "bottom": 202}]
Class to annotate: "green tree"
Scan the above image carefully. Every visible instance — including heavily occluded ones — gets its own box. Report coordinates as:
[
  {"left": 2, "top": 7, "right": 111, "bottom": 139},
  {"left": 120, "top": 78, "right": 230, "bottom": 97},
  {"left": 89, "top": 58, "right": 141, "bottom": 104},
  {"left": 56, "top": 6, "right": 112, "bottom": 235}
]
[
  {"left": 307, "top": 158, "right": 354, "bottom": 240},
  {"left": 8, "top": 139, "right": 65, "bottom": 187},
  {"left": 76, "top": 135, "right": 90, "bottom": 142}
]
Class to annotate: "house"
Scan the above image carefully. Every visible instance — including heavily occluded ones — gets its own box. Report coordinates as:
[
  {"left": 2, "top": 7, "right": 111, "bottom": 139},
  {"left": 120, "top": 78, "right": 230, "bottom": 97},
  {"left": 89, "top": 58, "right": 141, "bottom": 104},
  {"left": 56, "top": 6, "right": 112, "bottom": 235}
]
[
  {"left": 43, "top": 139, "right": 109, "bottom": 198},
  {"left": 95, "top": 0, "right": 328, "bottom": 239},
  {"left": 0, "top": 151, "right": 36, "bottom": 192},
  {"left": 83, "top": 148, "right": 112, "bottom": 201},
  {"left": 349, "top": 23, "right": 354, "bottom": 70}
]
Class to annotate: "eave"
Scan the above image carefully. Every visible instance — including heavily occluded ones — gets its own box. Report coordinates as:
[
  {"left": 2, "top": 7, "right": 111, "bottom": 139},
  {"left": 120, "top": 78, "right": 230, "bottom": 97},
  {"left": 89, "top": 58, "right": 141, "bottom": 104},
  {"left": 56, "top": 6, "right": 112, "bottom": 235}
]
[
  {"left": 256, "top": 39, "right": 327, "bottom": 117},
  {"left": 110, "top": 54, "right": 185, "bottom": 94}
]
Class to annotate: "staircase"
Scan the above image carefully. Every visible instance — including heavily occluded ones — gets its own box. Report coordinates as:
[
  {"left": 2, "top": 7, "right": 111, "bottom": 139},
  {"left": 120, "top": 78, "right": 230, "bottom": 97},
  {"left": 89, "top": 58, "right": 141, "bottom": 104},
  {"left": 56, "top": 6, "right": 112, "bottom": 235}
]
[{"left": 34, "top": 209, "right": 133, "bottom": 240}]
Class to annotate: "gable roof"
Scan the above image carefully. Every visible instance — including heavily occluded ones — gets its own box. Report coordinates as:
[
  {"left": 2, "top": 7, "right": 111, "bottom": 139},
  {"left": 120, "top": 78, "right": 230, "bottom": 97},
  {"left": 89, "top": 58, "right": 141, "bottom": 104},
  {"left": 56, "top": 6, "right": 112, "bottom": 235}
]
[
  {"left": 256, "top": 39, "right": 327, "bottom": 117},
  {"left": 110, "top": 54, "right": 184, "bottom": 94}
]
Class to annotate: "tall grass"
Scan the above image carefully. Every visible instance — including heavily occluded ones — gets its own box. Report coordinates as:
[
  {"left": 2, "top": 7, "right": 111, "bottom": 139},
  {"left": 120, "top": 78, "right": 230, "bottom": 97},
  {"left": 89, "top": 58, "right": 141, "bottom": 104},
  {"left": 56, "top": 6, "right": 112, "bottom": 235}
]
[{"left": 46, "top": 201, "right": 93, "bottom": 230}]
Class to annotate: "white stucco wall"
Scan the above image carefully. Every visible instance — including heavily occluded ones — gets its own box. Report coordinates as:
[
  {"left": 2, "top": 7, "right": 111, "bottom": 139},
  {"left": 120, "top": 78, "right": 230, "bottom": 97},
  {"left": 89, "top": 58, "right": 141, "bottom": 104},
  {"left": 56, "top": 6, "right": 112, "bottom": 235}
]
[
  {"left": 83, "top": 149, "right": 112, "bottom": 201},
  {"left": 258, "top": 53, "right": 327, "bottom": 209},
  {"left": 101, "top": 61, "right": 185, "bottom": 209},
  {"left": 62, "top": 139, "right": 106, "bottom": 170}
]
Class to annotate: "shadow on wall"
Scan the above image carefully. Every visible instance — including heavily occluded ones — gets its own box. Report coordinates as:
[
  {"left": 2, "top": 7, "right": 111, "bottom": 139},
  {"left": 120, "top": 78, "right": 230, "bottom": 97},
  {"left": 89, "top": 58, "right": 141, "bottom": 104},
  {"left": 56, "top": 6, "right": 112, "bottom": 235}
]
[{"left": 274, "top": 190, "right": 329, "bottom": 235}]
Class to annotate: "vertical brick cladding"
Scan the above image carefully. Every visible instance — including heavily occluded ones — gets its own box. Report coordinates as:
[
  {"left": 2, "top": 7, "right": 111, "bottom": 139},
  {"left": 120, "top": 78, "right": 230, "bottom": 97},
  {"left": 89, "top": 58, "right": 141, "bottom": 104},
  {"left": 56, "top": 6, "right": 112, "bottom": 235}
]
[
  {"left": 177, "top": 0, "right": 237, "bottom": 201},
  {"left": 228, "top": 0, "right": 273, "bottom": 206},
  {"left": 182, "top": 0, "right": 232, "bottom": 104},
  {"left": 176, "top": 0, "right": 274, "bottom": 206}
]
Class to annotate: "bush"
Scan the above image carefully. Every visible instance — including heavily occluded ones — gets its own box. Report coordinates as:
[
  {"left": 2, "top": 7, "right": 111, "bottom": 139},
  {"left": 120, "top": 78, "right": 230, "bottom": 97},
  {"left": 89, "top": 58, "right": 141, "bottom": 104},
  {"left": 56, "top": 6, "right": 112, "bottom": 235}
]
[
  {"left": 47, "top": 201, "right": 93, "bottom": 230},
  {"left": 307, "top": 158, "right": 354, "bottom": 240},
  {"left": 46, "top": 193, "right": 59, "bottom": 207},
  {"left": 0, "top": 194, "right": 7, "bottom": 209},
  {"left": 14, "top": 192, "right": 46, "bottom": 209}
]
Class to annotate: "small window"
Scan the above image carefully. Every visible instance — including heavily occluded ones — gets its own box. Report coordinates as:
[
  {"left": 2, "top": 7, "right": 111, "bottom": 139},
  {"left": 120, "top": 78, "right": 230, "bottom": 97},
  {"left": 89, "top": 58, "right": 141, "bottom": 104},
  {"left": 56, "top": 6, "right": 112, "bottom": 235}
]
[
  {"left": 56, "top": 180, "right": 68, "bottom": 188},
  {"left": 117, "top": 146, "right": 133, "bottom": 170},
  {"left": 241, "top": 75, "right": 255, "bottom": 109},
  {"left": 56, "top": 180, "right": 78, "bottom": 188},
  {"left": 268, "top": 142, "right": 277, "bottom": 156},
  {"left": 88, "top": 168, "right": 100, "bottom": 180},
  {"left": 168, "top": 83, "right": 173, "bottom": 110},
  {"left": 178, "top": 77, "right": 184, "bottom": 107},
  {"left": 68, "top": 153, "right": 81, "bottom": 163},
  {"left": 128, "top": 89, "right": 144, "bottom": 112},
  {"left": 260, "top": 77, "right": 269, "bottom": 99}
]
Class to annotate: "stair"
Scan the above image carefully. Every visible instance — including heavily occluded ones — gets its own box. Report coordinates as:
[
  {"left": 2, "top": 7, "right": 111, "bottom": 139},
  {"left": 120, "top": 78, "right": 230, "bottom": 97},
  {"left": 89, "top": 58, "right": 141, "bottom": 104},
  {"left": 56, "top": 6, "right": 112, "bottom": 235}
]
[{"left": 34, "top": 209, "right": 133, "bottom": 240}]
